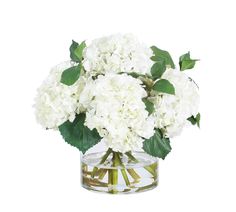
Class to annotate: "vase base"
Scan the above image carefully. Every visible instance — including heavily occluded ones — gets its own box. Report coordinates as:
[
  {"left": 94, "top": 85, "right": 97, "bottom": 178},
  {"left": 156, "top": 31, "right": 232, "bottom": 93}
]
[
  {"left": 82, "top": 181, "right": 158, "bottom": 194},
  {"left": 81, "top": 151, "right": 158, "bottom": 194}
]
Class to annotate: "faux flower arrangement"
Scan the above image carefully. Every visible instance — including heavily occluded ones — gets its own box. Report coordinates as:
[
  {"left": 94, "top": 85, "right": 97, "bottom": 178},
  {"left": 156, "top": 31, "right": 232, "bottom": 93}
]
[{"left": 35, "top": 34, "right": 200, "bottom": 193}]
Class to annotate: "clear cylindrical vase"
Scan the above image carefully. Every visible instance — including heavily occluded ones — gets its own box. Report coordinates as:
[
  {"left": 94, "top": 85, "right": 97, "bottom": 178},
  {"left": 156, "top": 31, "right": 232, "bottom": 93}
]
[{"left": 81, "top": 144, "right": 158, "bottom": 194}]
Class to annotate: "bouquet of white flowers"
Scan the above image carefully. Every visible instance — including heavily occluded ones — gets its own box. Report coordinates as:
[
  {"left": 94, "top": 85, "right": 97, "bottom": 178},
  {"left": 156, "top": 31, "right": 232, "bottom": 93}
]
[{"left": 35, "top": 34, "right": 200, "bottom": 194}]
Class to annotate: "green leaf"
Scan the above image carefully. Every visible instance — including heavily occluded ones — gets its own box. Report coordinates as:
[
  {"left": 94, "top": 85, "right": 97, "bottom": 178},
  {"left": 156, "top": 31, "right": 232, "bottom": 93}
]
[
  {"left": 74, "top": 41, "right": 86, "bottom": 61},
  {"left": 196, "top": 113, "right": 201, "bottom": 127},
  {"left": 179, "top": 52, "right": 198, "bottom": 71},
  {"left": 69, "top": 40, "right": 86, "bottom": 62},
  {"left": 143, "top": 129, "right": 172, "bottom": 159},
  {"left": 151, "top": 46, "right": 175, "bottom": 68},
  {"left": 70, "top": 40, "right": 79, "bottom": 62},
  {"left": 142, "top": 98, "right": 155, "bottom": 115},
  {"left": 59, "top": 114, "right": 101, "bottom": 154},
  {"left": 187, "top": 113, "right": 201, "bottom": 128},
  {"left": 187, "top": 116, "right": 196, "bottom": 125},
  {"left": 153, "top": 79, "right": 175, "bottom": 95},
  {"left": 151, "top": 60, "right": 166, "bottom": 80},
  {"left": 60, "top": 64, "right": 81, "bottom": 86}
]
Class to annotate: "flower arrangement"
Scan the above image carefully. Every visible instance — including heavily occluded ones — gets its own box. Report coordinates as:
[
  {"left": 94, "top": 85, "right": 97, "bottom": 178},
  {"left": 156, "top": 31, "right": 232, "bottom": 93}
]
[{"left": 35, "top": 34, "right": 200, "bottom": 193}]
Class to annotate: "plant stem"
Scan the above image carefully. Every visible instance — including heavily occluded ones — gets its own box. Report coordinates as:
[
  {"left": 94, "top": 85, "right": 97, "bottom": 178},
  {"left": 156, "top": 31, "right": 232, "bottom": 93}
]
[
  {"left": 82, "top": 164, "right": 88, "bottom": 176},
  {"left": 91, "top": 148, "right": 112, "bottom": 177},
  {"left": 98, "top": 169, "right": 107, "bottom": 180},
  {"left": 125, "top": 151, "right": 138, "bottom": 162},
  {"left": 116, "top": 153, "right": 130, "bottom": 186},
  {"left": 126, "top": 151, "right": 157, "bottom": 178},
  {"left": 108, "top": 169, "right": 112, "bottom": 185},
  {"left": 112, "top": 152, "right": 119, "bottom": 185},
  {"left": 144, "top": 165, "right": 156, "bottom": 177},
  {"left": 83, "top": 177, "right": 108, "bottom": 187},
  {"left": 127, "top": 169, "right": 140, "bottom": 181},
  {"left": 145, "top": 162, "right": 157, "bottom": 178},
  {"left": 108, "top": 152, "right": 118, "bottom": 194}
]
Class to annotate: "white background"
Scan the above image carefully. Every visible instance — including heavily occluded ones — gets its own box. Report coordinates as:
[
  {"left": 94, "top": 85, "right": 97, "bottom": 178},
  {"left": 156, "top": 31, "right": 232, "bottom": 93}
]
[{"left": 0, "top": 0, "right": 236, "bottom": 211}]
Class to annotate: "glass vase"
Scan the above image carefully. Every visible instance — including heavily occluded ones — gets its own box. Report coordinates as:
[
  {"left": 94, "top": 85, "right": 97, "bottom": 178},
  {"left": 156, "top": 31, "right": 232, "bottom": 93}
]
[{"left": 81, "top": 145, "right": 158, "bottom": 194}]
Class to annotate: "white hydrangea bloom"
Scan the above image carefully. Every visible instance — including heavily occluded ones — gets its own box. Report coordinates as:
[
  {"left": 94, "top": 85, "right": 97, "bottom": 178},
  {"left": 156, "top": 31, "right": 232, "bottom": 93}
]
[
  {"left": 151, "top": 68, "right": 200, "bottom": 138},
  {"left": 79, "top": 73, "right": 155, "bottom": 153},
  {"left": 34, "top": 61, "right": 86, "bottom": 129},
  {"left": 83, "top": 34, "right": 153, "bottom": 76}
]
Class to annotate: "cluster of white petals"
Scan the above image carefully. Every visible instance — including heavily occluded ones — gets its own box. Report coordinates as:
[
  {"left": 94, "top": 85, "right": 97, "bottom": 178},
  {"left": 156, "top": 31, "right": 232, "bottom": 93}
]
[
  {"left": 35, "top": 34, "right": 200, "bottom": 153},
  {"left": 34, "top": 61, "right": 85, "bottom": 129},
  {"left": 83, "top": 34, "right": 153, "bottom": 76},
  {"left": 79, "top": 73, "right": 155, "bottom": 152},
  {"left": 151, "top": 68, "right": 200, "bottom": 138}
]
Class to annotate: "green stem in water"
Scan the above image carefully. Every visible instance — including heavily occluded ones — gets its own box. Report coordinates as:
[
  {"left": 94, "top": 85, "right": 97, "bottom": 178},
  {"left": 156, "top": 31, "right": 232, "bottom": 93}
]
[
  {"left": 112, "top": 152, "right": 119, "bottom": 185},
  {"left": 108, "top": 152, "right": 119, "bottom": 194},
  {"left": 108, "top": 169, "right": 112, "bottom": 185},
  {"left": 144, "top": 162, "right": 157, "bottom": 178},
  {"left": 127, "top": 169, "right": 140, "bottom": 181},
  {"left": 108, "top": 170, "right": 113, "bottom": 194},
  {"left": 115, "top": 153, "right": 130, "bottom": 186},
  {"left": 124, "top": 152, "right": 141, "bottom": 181},
  {"left": 144, "top": 166, "right": 156, "bottom": 177},
  {"left": 98, "top": 169, "right": 107, "bottom": 180},
  {"left": 82, "top": 164, "right": 88, "bottom": 176},
  {"left": 91, "top": 148, "right": 112, "bottom": 178},
  {"left": 126, "top": 151, "right": 157, "bottom": 178},
  {"left": 83, "top": 177, "right": 108, "bottom": 188},
  {"left": 125, "top": 152, "right": 138, "bottom": 162}
]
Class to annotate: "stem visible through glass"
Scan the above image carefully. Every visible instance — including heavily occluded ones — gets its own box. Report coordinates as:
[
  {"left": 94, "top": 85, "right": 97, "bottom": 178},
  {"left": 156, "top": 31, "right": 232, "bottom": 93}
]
[{"left": 84, "top": 149, "right": 157, "bottom": 193}]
